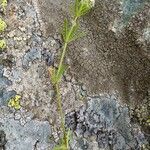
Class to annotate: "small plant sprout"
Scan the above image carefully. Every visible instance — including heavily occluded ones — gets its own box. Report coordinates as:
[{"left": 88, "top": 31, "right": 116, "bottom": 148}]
[
  {"left": 49, "top": 0, "right": 94, "bottom": 149},
  {"left": 0, "top": 18, "right": 7, "bottom": 32}
]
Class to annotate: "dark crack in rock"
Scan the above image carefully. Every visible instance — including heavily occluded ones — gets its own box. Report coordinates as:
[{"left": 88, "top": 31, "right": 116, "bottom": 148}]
[
  {"left": 66, "top": 95, "right": 147, "bottom": 149},
  {"left": 0, "top": 130, "right": 7, "bottom": 150},
  {"left": 41, "top": 48, "right": 54, "bottom": 66}
]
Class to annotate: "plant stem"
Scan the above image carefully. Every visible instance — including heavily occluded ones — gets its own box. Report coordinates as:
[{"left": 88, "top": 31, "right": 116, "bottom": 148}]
[
  {"left": 54, "top": 16, "right": 78, "bottom": 149},
  {"left": 56, "top": 16, "right": 78, "bottom": 78},
  {"left": 56, "top": 42, "right": 67, "bottom": 78},
  {"left": 55, "top": 83, "right": 67, "bottom": 144}
]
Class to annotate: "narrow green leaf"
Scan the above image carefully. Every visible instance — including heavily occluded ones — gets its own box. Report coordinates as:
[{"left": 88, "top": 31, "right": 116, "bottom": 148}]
[
  {"left": 67, "top": 22, "right": 86, "bottom": 42},
  {"left": 62, "top": 19, "right": 69, "bottom": 42},
  {"left": 70, "top": 31, "right": 86, "bottom": 42},
  {"left": 66, "top": 130, "right": 71, "bottom": 148},
  {"left": 69, "top": 4, "right": 74, "bottom": 17},
  {"left": 68, "top": 23, "right": 79, "bottom": 42},
  {"left": 74, "top": 0, "right": 80, "bottom": 17},
  {"left": 56, "top": 65, "right": 67, "bottom": 83},
  {"left": 78, "top": 4, "right": 91, "bottom": 17}
]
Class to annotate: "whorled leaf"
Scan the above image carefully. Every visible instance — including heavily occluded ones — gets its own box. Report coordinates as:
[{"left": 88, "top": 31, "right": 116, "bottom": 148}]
[
  {"left": 62, "top": 19, "right": 70, "bottom": 43},
  {"left": 62, "top": 19, "right": 85, "bottom": 43},
  {"left": 75, "top": 0, "right": 94, "bottom": 17}
]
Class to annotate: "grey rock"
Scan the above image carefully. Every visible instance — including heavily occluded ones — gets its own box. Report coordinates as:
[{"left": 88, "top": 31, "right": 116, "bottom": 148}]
[
  {"left": 0, "top": 66, "right": 12, "bottom": 90},
  {"left": 66, "top": 95, "right": 147, "bottom": 149},
  {"left": 0, "top": 116, "right": 51, "bottom": 150},
  {"left": 0, "top": 89, "right": 16, "bottom": 106},
  {"left": 0, "top": 65, "right": 16, "bottom": 107},
  {"left": 41, "top": 48, "right": 54, "bottom": 66},
  {"left": 22, "top": 48, "right": 41, "bottom": 70},
  {"left": 0, "top": 66, "right": 3, "bottom": 77},
  {"left": 31, "top": 35, "right": 43, "bottom": 46},
  {"left": 113, "top": 0, "right": 148, "bottom": 32}
]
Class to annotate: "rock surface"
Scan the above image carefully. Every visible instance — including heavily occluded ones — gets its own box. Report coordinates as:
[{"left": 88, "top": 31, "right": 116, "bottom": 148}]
[
  {"left": 0, "top": 0, "right": 149, "bottom": 149},
  {"left": 0, "top": 109, "right": 51, "bottom": 150},
  {"left": 66, "top": 95, "right": 147, "bottom": 150}
]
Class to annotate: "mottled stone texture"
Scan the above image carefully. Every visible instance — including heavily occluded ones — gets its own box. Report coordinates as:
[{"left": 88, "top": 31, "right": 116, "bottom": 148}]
[
  {"left": 35, "top": 0, "right": 150, "bottom": 148},
  {"left": 66, "top": 95, "right": 147, "bottom": 150},
  {"left": 0, "top": 0, "right": 149, "bottom": 149},
  {"left": 0, "top": 65, "right": 16, "bottom": 106},
  {"left": 0, "top": 110, "right": 51, "bottom": 150}
]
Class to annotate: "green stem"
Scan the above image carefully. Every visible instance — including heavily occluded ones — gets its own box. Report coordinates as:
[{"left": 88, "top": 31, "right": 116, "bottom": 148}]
[
  {"left": 56, "top": 42, "right": 68, "bottom": 78},
  {"left": 56, "top": 16, "right": 78, "bottom": 78},
  {"left": 54, "top": 16, "right": 78, "bottom": 149},
  {"left": 55, "top": 83, "right": 67, "bottom": 144}
]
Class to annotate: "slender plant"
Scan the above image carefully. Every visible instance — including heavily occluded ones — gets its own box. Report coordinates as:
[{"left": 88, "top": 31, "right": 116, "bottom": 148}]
[{"left": 49, "top": 0, "right": 95, "bottom": 149}]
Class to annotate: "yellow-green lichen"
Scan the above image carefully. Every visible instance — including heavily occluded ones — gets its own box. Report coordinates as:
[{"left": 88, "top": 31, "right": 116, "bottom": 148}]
[
  {"left": 0, "top": 0, "right": 7, "bottom": 12},
  {"left": 146, "top": 118, "right": 150, "bottom": 126},
  {"left": 8, "top": 95, "right": 22, "bottom": 110},
  {"left": 133, "top": 102, "right": 150, "bottom": 128},
  {"left": 0, "top": 39, "right": 6, "bottom": 49},
  {"left": 0, "top": 18, "right": 7, "bottom": 32}
]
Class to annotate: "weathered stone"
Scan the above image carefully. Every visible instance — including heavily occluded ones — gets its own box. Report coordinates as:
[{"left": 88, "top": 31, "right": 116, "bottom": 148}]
[
  {"left": 0, "top": 66, "right": 12, "bottom": 89},
  {"left": 0, "top": 65, "right": 16, "bottom": 107},
  {"left": 0, "top": 114, "right": 51, "bottom": 150},
  {"left": 22, "top": 48, "right": 41, "bottom": 70},
  {"left": 66, "top": 95, "right": 148, "bottom": 149},
  {"left": 0, "top": 0, "right": 149, "bottom": 149}
]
